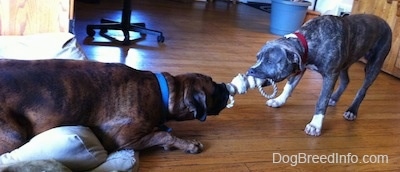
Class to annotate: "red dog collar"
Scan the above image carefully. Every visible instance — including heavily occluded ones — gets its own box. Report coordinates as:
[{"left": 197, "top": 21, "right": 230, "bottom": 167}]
[{"left": 293, "top": 32, "right": 308, "bottom": 64}]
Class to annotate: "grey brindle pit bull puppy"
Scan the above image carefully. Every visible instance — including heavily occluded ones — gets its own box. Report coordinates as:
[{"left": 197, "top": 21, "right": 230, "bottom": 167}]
[
  {"left": 246, "top": 14, "right": 392, "bottom": 136},
  {"left": 0, "top": 59, "right": 230, "bottom": 154}
]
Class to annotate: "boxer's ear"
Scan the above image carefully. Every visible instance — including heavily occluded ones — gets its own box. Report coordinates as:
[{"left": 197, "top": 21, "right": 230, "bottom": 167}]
[{"left": 184, "top": 88, "right": 207, "bottom": 122}]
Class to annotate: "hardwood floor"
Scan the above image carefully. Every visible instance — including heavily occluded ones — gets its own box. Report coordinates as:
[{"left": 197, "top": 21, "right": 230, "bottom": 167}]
[{"left": 74, "top": 0, "right": 400, "bottom": 171}]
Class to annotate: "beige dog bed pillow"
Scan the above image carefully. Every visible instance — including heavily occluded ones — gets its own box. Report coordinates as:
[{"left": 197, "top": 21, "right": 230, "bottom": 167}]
[
  {"left": 0, "top": 32, "right": 87, "bottom": 60},
  {"left": 0, "top": 126, "right": 138, "bottom": 172}
]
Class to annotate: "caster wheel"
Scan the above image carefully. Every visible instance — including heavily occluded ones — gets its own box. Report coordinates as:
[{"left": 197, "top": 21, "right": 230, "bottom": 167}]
[
  {"left": 86, "top": 28, "right": 95, "bottom": 37},
  {"left": 157, "top": 35, "right": 165, "bottom": 43}
]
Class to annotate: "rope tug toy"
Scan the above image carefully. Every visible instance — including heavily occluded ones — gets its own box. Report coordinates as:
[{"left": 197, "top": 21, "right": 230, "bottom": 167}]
[
  {"left": 226, "top": 74, "right": 278, "bottom": 108},
  {"left": 257, "top": 79, "right": 278, "bottom": 99}
]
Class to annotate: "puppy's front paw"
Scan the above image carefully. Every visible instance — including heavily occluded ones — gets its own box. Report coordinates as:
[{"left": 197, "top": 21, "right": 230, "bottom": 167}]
[
  {"left": 185, "top": 140, "right": 204, "bottom": 154},
  {"left": 304, "top": 114, "right": 324, "bottom": 136},
  {"left": 266, "top": 98, "right": 284, "bottom": 107},
  {"left": 304, "top": 124, "right": 321, "bottom": 136},
  {"left": 343, "top": 111, "right": 357, "bottom": 121},
  {"left": 328, "top": 98, "right": 337, "bottom": 106}
]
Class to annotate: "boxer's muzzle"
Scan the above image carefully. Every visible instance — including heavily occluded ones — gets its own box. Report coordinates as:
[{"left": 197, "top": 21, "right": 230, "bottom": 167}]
[{"left": 206, "top": 83, "right": 229, "bottom": 116}]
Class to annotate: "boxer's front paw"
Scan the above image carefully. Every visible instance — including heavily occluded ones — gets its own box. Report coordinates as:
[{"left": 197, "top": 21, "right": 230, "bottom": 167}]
[
  {"left": 343, "top": 111, "right": 357, "bottom": 121},
  {"left": 266, "top": 98, "right": 285, "bottom": 107},
  {"left": 184, "top": 139, "right": 204, "bottom": 154},
  {"left": 304, "top": 114, "right": 324, "bottom": 136}
]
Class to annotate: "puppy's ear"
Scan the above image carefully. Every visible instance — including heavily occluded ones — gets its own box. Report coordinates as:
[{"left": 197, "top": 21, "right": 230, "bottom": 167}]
[
  {"left": 184, "top": 88, "right": 207, "bottom": 121},
  {"left": 286, "top": 50, "right": 305, "bottom": 72}
]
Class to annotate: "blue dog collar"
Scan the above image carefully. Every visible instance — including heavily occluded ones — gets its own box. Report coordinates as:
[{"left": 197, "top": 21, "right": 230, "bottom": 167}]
[{"left": 155, "top": 73, "right": 172, "bottom": 132}]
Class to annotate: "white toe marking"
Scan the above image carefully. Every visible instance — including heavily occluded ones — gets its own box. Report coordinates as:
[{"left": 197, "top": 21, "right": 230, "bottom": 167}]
[
  {"left": 343, "top": 111, "right": 357, "bottom": 121},
  {"left": 266, "top": 82, "right": 292, "bottom": 107},
  {"left": 304, "top": 114, "right": 324, "bottom": 136}
]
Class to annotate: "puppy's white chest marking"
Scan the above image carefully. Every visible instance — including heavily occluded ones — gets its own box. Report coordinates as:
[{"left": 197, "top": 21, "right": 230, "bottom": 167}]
[{"left": 306, "top": 64, "right": 318, "bottom": 71}]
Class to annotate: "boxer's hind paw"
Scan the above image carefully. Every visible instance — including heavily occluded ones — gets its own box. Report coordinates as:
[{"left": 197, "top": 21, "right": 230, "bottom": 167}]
[{"left": 343, "top": 111, "right": 357, "bottom": 121}]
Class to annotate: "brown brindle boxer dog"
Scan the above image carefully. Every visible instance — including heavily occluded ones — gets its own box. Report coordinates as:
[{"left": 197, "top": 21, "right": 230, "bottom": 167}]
[{"left": 0, "top": 59, "right": 230, "bottom": 154}]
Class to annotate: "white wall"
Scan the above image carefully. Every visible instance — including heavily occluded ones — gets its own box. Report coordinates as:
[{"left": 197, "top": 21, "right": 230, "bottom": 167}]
[
  {"left": 315, "top": 0, "right": 353, "bottom": 15},
  {"left": 244, "top": 0, "right": 354, "bottom": 16}
]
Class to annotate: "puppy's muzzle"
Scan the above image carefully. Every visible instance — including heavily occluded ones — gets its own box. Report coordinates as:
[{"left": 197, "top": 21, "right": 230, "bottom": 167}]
[{"left": 246, "top": 68, "right": 272, "bottom": 87}]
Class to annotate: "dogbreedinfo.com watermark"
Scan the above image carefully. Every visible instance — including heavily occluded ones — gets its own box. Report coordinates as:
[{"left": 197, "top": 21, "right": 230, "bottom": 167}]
[{"left": 273, "top": 153, "right": 389, "bottom": 166}]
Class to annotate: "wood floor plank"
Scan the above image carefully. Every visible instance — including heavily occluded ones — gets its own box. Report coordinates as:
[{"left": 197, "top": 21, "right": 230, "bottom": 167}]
[{"left": 74, "top": 0, "right": 400, "bottom": 171}]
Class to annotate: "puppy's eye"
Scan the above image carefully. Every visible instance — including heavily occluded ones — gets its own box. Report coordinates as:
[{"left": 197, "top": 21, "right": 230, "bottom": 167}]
[{"left": 265, "top": 57, "right": 272, "bottom": 64}]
